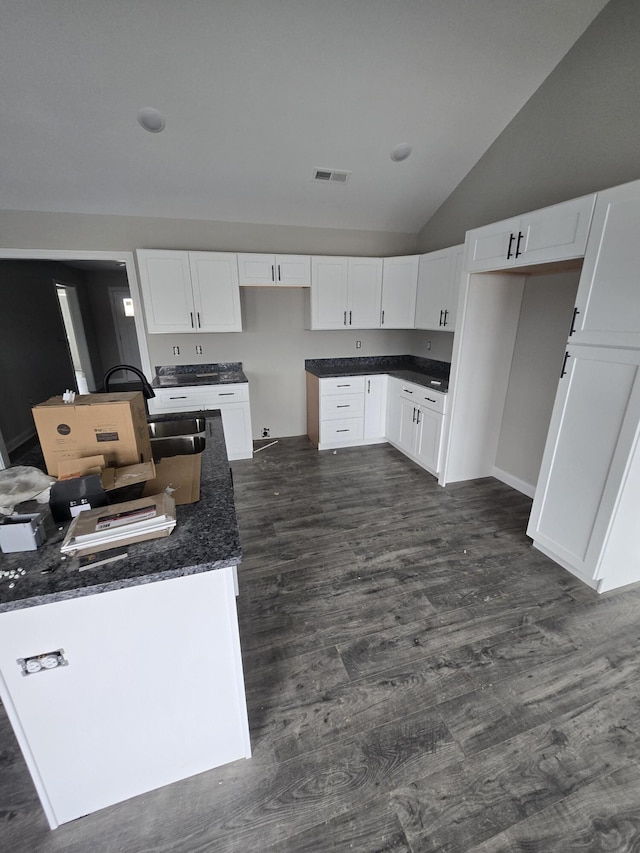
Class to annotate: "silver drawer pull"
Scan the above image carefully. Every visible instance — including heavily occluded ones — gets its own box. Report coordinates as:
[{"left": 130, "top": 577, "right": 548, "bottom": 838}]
[
  {"left": 336, "top": 404, "right": 350, "bottom": 408},
  {"left": 336, "top": 384, "right": 351, "bottom": 387},
  {"left": 169, "top": 395, "right": 188, "bottom": 399},
  {"left": 425, "top": 397, "right": 436, "bottom": 403},
  {"left": 404, "top": 388, "right": 413, "bottom": 394},
  {"left": 336, "top": 428, "right": 350, "bottom": 433},
  {"left": 218, "top": 392, "right": 235, "bottom": 396}
]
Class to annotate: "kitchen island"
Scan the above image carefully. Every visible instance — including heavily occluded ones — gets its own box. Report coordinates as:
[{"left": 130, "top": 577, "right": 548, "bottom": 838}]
[{"left": 0, "top": 412, "right": 251, "bottom": 829}]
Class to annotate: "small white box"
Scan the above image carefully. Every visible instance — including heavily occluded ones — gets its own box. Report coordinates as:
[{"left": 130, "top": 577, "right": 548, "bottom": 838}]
[{"left": 0, "top": 513, "right": 46, "bottom": 553}]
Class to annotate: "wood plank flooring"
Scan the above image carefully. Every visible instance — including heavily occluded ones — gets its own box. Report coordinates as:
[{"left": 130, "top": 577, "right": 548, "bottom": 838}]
[{"left": 3, "top": 436, "right": 640, "bottom": 852}]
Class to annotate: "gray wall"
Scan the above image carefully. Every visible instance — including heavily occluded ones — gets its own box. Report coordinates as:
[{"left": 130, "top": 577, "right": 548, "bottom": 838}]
[
  {"left": 85, "top": 267, "right": 135, "bottom": 385},
  {"left": 0, "top": 211, "right": 417, "bottom": 257},
  {"left": 0, "top": 261, "right": 77, "bottom": 450},
  {"left": 495, "top": 270, "right": 580, "bottom": 490},
  {"left": 417, "top": 0, "right": 640, "bottom": 251}
]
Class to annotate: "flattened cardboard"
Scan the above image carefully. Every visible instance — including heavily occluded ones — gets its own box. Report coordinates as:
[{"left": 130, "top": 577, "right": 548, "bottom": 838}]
[
  {"left": 142, "top": 453, "right": 201, "bottom": 505},
  {"left": 32, "top": 392, "right": 152, "bottom": 476}
]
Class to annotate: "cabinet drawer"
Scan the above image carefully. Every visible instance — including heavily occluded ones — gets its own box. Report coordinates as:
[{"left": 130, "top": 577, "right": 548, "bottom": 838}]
[
  {"left": 416, "top": 388, "right": 447, "bottom": 414},
  {"left": 320, "top": 418, "right": 364, "bottom": 444},
  {"left": 151, "top": 384, "right": 249, "bottom": 412},
  {"left": 321, "top": 394, "right": 365, "bottom": 420},
  {"left": 320, "top": 376, "right": 366, "bottom": 396},
  {"left": 399, "top": 382, "right": 446, "bottom": 414}
]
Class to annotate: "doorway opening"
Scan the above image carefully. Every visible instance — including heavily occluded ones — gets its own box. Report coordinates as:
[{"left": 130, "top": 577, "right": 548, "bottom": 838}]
[{"left": 55, "top": 282, "right": 93, "bottom": 394}]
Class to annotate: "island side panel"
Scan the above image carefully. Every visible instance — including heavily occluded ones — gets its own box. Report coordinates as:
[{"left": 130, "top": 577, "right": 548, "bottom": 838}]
[{"left": 0, "top": 566, "right": 250, "bottom": 828}]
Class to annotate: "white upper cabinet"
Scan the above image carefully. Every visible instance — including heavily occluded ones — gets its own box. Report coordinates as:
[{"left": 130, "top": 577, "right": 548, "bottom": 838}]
[
  {"left": 308, "top": 256, "right": 382, "bottom": 329},
  {"left": 415, "top": 245, "right": 464, "bottom": 331},
  {"left": 189, "top": 252, "right": 242, "bottom": 333},
  {"left": 380, "top": 255, "right": 419, "bottom": 328},
  {"left": 237, "top": 253, "right": 311, "bottom": 286},
  {"left": 466, "top": 195, "right": 596, "bottom": 273},
  {"left": 569, "top": 179, "right": 640, "bottom": 348},
  {"left": 137, "top": 250, "right": 241, "bottom": 334}
]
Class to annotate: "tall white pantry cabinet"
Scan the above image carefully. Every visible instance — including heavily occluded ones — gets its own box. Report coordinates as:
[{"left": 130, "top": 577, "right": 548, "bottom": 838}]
[{"left": 527, "top": 180, "right": 640, "bottom": 592}]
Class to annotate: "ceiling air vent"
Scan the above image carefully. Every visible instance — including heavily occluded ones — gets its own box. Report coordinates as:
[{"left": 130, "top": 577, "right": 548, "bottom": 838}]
[{"left": 313, "top": 169, "right": 351, "bottom": 184}]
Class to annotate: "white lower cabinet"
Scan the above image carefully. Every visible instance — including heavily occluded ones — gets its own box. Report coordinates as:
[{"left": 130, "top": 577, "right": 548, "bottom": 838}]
[
  {"left": 149, "top": 385, "right": 253, "bottom": 460},
  {"left": 364, "top": 375, "right": 388, "bottom": 441},
  {"left": 312, "top": 375, "right": 387, "bottom": 450},
  {"left": 387, "top": 380, "right": 447, "bottom": 476},
  {"left": 0, "top": 569, "right": 250, "bottom": 829},
  {"left": 527, "top": 344, "right": 640, "bottom": 592}
]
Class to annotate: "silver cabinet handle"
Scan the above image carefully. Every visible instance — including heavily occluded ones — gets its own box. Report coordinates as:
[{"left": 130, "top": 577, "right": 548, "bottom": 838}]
[
  {"left": 344, "top": 311, "right": 347, "bottom": 326},
  {"left": 337, "top": 404, "right": 350, "bottom": 408},
  {"left": 169, "top": 395, "right": 188, "bottom": 400},
  {"left": 416, "top": 409, "right": 421, "bottom": 424},
  {"left": 367, "top": 380, "right": 370, "bottom": 393},
  {"left": 197, "top": 312, "right": 201, "bottom": 328},
  {"left": 190, "top": 312, "right": 194, "bottom": 328},
  {"left": 271, "top": 264, "right": 275, "bottom": 282}
]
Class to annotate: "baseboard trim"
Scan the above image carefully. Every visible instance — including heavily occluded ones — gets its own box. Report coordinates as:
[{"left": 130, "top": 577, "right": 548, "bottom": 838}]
[{"left": 492, "top": 466, "right": 536, "bottom": 498}]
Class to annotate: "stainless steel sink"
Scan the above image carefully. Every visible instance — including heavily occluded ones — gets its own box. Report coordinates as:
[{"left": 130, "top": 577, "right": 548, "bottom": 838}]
[
  {"left": 148, "top": 419, "right": 206, "bottom": 460},
  {"left": 150, "top": 434, "right": 206, "bottom": 460},
  {"left": 148, "top": 418, "right": 205, "bottom": 439}
]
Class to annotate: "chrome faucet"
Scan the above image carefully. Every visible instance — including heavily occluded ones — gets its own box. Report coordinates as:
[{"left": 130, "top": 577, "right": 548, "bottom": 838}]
[{"left": 103, "top": 365, "right": 156, "bottom": 400}]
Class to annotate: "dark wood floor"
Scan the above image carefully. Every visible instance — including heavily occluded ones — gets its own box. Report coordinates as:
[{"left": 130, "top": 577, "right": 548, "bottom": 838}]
[{"left": 3, "top": 436, "right": 640, "bottom": 852}]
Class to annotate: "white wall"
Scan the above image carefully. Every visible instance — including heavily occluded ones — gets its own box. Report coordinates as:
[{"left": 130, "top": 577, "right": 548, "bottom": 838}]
[{"left": 494, "top": 270, "right": 580, "bottom": 491}]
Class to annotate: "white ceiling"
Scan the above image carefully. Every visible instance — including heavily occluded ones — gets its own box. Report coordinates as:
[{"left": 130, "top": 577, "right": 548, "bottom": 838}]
[{"left": 1, "top": 0, "right": 609, "bottom": 234}]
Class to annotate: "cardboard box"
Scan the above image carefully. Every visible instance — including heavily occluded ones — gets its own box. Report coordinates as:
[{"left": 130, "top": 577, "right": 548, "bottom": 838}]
[
  {"left": 32, "top": 393, "right": 152, "bottom": 476},
  {"left": 142, "top": 453, "right": 202, "bottom": 505}
]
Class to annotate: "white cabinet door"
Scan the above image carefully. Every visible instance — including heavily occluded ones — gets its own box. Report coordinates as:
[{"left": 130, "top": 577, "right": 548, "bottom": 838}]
[
  {"left": 381, "top": 256, "right": 419, "bottom": 328},
  {"left": 570, "top": 180, "right": 640, "bottom": 348},
  {"left": 310, "top": 257, "right": 349, "bottom": 329},
  {"left": 276, "top": 255, "right": 311, "bottom": 287},
  {"left": 466, "top": 217, "right": 521, "bottom": 273},
  {"left": 415, "top": 245, "right": 463, "bottom": 331},
  {"left": 527, "top": 344, "right": 640, "bottom": 586},
  {"left": 237, "top": 253, "right": 310, "bottom": 286},
  {"left": 518, "top": 194, "right": 595, "bottom": 267},
  {"left": 364, "top": 375, "right": 388, "bottom": 440},
  {"left": 136, "top": 250, "right": 195, "bottom": 333},
  {"left": 348, "top": 258, "right": 383, "bottom": 328},
  {"left": 220, "top": 403, "right": 253, "bottom": 460},
  {"left": 385, "top": 378, "right": 402, "bottom": 445},
  {"left": 415, "top": 405, "right": 443, "bottom": 473},
  {"left": 237, "top": 253, "right": 275, "bottom": 286},
  {"left": 465, "top": 195, "right": 595, "bottom": 273},
  {"left": 397, "top": 396, "right": 418, "bottom": 455},
  {"left": 189, "top": 252, "right": 242, "bottom": 333}
]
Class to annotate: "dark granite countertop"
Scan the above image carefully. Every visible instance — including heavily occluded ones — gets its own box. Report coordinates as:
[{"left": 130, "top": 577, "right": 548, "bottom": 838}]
[
  {"left": 153, "top": 362, "right": 248, "bottom": 388},
  {"left": 0, "top": 411, "right": 240, "bottom": 613},
  {"left": 305, "top": 355, "right": 450, "bottom": 392}
]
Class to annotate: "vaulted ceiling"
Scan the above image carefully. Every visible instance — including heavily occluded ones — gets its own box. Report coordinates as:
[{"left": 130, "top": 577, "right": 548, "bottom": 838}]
[{"left": 1, "top": 0, "right": 609, "bottom": 233}]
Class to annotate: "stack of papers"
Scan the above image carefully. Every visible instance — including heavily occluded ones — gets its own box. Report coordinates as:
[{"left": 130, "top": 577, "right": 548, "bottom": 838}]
[{"left": 61, "top": 493, "right": 176, "bottom": 556}]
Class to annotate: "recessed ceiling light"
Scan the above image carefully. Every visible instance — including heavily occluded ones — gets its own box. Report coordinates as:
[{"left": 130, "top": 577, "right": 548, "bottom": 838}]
[
  {"left": 391, "top": 143, "right": 412, "bottom": 162},
  {"left": 137, "top": 107, "right": 166, "bottom": 133}
]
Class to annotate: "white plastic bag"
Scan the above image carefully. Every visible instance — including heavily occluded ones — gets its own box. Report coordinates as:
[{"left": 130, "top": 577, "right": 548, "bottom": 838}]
[{"left": 0, "top": 466, "right": 55, "bottom": 516}]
